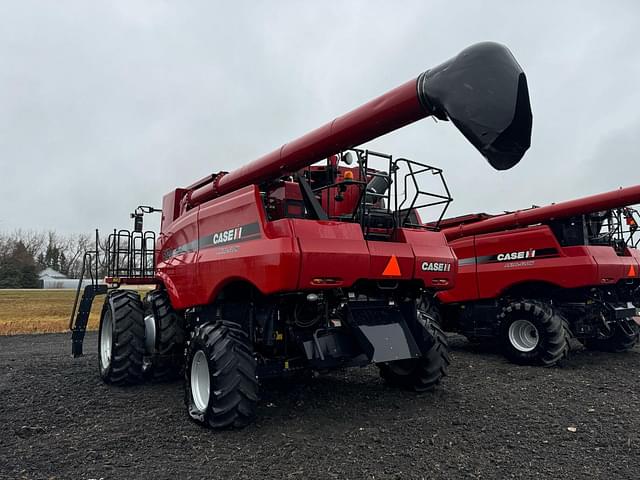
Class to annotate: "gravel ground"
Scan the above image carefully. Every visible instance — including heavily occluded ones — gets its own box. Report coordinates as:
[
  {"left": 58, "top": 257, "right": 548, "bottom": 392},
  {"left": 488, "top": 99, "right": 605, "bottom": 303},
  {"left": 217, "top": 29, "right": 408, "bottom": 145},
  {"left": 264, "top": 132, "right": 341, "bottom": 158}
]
[{"left": 1, "top": 333, "right": 639, "bottom": 480}]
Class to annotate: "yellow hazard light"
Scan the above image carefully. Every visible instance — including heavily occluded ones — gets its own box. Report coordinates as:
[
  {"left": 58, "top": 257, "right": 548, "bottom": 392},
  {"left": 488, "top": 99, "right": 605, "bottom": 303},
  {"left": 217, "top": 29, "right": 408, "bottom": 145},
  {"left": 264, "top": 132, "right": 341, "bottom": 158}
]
[{"left": 343, "top": 171, "right": 354, "bottom": 180}]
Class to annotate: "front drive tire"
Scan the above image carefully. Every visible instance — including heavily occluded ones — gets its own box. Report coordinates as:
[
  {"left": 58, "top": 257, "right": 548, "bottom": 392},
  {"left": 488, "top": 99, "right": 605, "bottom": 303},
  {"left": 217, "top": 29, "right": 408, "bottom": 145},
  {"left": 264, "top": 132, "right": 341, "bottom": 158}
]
[
  {"left": 499, "top": 299, "right": 569, "bottom": 366},
  {"left": 98, "top": 290, "right": 146, "bottom": 385},
  {"left": 378, "top": 301, "right": 450, "bottom": 392},
  {"left": 583, "top": 318, "right": 640, "bottom": 353},
  {"left": 185, "top": 320, "right": 259, "bottom": 429}
]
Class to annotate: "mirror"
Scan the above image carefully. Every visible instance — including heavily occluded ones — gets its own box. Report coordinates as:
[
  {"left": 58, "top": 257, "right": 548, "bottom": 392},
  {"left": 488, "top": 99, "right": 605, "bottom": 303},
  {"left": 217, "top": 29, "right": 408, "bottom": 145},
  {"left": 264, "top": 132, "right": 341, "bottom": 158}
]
[{"left": 342, "top": 151, "right": 356, "bottom": 166}]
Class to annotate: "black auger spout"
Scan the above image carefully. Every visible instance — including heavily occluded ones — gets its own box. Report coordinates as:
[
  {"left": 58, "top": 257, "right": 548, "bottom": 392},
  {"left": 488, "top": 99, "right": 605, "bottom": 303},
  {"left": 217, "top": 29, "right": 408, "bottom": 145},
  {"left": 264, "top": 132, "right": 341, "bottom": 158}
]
[{"left": 418, "top": 41, "right": 533, "bottom": 170}]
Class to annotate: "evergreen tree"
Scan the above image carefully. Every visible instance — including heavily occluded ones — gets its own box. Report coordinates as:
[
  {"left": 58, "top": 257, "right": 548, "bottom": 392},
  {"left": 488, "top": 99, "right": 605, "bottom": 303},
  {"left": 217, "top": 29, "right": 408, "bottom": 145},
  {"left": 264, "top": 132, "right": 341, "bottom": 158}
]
[
  {"left": 45, "top": 242, "right": 60, "bottom": 271},
  {"left": 0, "top": 241, "right": 38, "bottom": 288},
  {"left": 59, "top": 252, "right": 68, "bottom": 276},
  {"left": 36, "top": 252, "right": 46, "bottom": 270},
  {"left": 0, "top": 253, "right": 15, "bottom": 288}
]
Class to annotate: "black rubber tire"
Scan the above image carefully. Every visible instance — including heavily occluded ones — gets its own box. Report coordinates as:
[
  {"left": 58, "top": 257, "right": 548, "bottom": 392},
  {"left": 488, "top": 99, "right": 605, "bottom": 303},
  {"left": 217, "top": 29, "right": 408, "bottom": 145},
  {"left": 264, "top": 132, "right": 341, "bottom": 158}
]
[
  {"left": 378, "top": 302, "right": 450, "bottom": 392},
  {"left": 499, "top": 299, "right": 569, "bottom": 366},
  {"left": 562, "top": 316, "right": 574, "bottom": 356},
  {"left": 98, "top": 290, "right": 145, "bottom": 385},
  {"left": 583, "top": 319, "right": 640, "bottom": 353},
  {"left": 185, "top": 320, "right": 259, "bottom": 429},
  {"left": 146, "top": 290, "right": 185, "bottom": 381}
]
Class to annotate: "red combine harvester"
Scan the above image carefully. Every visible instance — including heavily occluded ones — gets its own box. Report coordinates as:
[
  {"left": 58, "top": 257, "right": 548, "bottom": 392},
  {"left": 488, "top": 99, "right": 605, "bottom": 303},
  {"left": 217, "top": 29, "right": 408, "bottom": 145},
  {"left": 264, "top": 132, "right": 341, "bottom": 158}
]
[
  {"left": 70, "top": 42, "right": 532, "bottom": 429},
  {"left": 437, "top": 186, "right": 640, "bottom": 366}
]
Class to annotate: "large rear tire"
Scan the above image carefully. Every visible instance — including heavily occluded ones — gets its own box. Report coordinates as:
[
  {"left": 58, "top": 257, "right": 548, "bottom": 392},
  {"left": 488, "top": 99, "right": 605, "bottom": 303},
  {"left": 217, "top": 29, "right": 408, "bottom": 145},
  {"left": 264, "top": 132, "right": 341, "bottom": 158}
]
[
  {"left": 145, "top": 290, "right": 185, "bottom": 381},
  {"left": 98, "top": 290, "right": 145, "bottom": 385},
  {"left": 185, "top": 320, "right": 259, "bottom": 429},
  {"left": 583, "top": 319, "right": 639, "bottom": 353},
  {"left": 378, "top": 301, "right": 450, "bottom": 392},
  {"left": 499, "top": 299, "right": 569, "bottom": 366}
]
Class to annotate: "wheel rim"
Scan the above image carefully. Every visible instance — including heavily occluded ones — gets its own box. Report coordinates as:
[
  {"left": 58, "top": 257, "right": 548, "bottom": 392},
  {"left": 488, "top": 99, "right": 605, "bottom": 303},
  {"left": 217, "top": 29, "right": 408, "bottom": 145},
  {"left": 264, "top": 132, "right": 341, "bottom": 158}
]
[
  {"left": 100, "top": 311, "right": 113, "bottom": 369},
  {"left": 143, "top": 314, "right": 156, "bottom": 354},
  {"left": 191, "top": 350, "right": 210, "bottom": 412},
  {"left": 508, "top": 319, "right": 539, "bottom": 352}
]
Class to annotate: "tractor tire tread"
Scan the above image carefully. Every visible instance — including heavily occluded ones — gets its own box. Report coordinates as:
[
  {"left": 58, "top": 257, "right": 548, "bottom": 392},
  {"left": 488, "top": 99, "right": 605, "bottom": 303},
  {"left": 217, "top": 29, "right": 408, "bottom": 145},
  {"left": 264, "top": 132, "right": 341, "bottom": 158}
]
[
  {"left": 500, "top": 299, "right": 567, "bottom": 367},
  {"left": 378, "top": 302, "right": 450, "bottom": 392},
  {"left": 148, "top": 290, "right": 186, "bottom": 381},
  {"left": 100, "top": 290, "right": 145, "bottom": 386},
  {"left": 185, "top": 320, "right": 259, "bottom": 430}
]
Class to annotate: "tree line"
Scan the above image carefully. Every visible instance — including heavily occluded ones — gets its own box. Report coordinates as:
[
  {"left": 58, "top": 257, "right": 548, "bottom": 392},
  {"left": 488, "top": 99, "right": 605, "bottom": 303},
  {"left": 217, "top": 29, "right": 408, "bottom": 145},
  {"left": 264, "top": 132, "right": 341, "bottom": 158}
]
[{"left": 0, "top": 230, "right": 93, "bottom": 288}]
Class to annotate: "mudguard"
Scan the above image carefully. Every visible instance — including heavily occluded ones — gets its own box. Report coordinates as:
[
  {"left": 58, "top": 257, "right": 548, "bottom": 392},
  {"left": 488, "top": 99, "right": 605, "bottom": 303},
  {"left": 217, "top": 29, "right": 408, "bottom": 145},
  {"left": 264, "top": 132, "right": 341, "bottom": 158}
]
[{"left": 347, "top": 301, "right": 421, "bottom": 363}]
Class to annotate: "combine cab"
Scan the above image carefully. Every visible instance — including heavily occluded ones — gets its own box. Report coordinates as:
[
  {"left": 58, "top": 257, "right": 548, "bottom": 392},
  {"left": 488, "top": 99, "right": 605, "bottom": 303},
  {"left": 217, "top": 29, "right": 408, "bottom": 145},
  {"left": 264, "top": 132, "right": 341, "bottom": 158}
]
[
  {"left": 70, "top": 42, "right": 532, "bottom": 429},
  {"left": 437, "top": 187, "right": 640, "bottom": 366}
]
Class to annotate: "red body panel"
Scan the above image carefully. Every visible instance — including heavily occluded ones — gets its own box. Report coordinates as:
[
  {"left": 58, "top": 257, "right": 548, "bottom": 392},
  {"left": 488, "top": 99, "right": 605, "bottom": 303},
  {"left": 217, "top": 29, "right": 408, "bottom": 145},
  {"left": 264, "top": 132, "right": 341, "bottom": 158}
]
[
  {"left": 157, "top": 186, "right": 457, "bottom": 310},
  {"left": 155, "top": 208, "right": 199, "bottom": 308},
  {"left": 291, "top": 220, "right": 370, "bottom": 289},
  {"left": 438, "top": 224, "right": 640, "bottom": 304},
  {"left": 437, "top": 185, "right": 640, "bottom": 305},
  {"left": 397, "top": 228, "right": 458, "bottom": 288}
]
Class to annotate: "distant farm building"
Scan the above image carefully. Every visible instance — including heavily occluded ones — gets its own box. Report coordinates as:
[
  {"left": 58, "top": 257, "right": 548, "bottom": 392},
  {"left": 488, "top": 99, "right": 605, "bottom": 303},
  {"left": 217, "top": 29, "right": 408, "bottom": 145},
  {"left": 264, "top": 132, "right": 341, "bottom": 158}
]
[{"left": 38, "top": 268, "right": 95, "bottom": 289}]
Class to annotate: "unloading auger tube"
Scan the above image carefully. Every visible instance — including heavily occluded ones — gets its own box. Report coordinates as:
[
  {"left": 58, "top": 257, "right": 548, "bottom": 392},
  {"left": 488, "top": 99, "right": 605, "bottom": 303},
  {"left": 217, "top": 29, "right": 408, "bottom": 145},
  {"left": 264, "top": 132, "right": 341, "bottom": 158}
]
[
  {"left": 183, "top": 41, "right": 533, "bottom": 209},
  {"left": 442, "top": 185, "right": 640, "bottom": 241}
]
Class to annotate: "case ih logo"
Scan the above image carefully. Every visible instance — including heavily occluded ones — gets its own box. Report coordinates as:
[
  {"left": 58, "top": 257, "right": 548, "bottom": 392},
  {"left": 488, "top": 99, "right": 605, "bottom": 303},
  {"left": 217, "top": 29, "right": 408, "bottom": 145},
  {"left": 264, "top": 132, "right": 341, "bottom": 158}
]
[
  {"left": 206, "top": 226, "right": 248, "bottom": 246},
  {"left": 163, "top": 222, "right": 261, "bottom": 260},
  {"left": 496, "top": 249, "right": 536, "bottom": 262},
  {"left": 199, "top": 222, "right": 261, "bottom": 249},
  {"left": 421, "top": 261, "right": 452, "bottom": 272},
  {"left": 457, "top": 247, "right": 558, "bottom": 266}
]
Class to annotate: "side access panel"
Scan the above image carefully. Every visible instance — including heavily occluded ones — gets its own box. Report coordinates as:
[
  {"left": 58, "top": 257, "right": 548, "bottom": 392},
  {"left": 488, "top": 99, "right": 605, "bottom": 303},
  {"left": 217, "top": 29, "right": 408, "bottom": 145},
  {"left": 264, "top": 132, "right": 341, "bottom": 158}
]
[
  {"left": 590, "top": 246, "right": 640, "bottom": 284},
  {"left": 471, "top": 226, "right": 597, "bottom": 300},
  {"left": 397, "top": 228, "right": 456, "bottom": 289},
  {"left": 292, "top": 219, "right": 370, "bottom": 289},
  {"left": 196, "top": 186, "right": 300, "bottom": 302},
  {"left": 367, "top": 240, "right": 415, "bottom": 280}
]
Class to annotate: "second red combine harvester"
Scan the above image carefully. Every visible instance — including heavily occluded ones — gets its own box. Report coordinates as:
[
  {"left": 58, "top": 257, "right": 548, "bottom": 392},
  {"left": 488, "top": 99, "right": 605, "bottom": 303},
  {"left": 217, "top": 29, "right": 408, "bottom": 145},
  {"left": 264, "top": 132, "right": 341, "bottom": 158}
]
[
  {"left": 70, "top": 42, "right": 532, "bottom": 429},
  {"left": 437, "top": 186, "right": 640, "bottom": 366}
]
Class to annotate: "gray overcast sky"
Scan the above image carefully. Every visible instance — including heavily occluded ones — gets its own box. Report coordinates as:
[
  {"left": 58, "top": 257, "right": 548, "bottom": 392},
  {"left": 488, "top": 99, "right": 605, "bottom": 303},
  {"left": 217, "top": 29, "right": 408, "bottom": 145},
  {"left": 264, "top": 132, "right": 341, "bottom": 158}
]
[{"left": 1, "top": 0, "right": 639, "bottom": 234}]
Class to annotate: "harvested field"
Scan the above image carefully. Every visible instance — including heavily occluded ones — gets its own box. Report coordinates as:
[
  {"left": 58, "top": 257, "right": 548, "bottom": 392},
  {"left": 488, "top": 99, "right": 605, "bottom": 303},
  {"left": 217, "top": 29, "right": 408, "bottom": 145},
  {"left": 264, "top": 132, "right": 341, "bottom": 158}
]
[
  {"left": 1, "top": 333, "right": 639, "bottom": 479},
  {"left": 0, "top": 289, "right": 104, "bottom": 335},
  {"left": 0, "top": 289, "right": 149, "bottom": 335}
]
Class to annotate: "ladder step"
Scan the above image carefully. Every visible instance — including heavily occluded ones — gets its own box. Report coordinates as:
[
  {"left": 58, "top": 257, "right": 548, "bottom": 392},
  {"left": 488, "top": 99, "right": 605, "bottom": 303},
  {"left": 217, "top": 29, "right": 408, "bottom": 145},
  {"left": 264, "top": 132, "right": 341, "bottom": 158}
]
[{"left": 71, "top": 284, "right": 108, "bottom": 357}]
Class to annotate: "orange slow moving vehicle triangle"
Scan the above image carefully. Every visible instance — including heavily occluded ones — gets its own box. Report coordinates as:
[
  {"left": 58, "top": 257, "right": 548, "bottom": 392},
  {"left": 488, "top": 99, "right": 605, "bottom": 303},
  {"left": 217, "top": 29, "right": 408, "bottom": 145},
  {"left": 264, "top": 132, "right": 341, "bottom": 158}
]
[
  {"left": 382, "top": 255, "right": 401, "bottom": 276},
  {"left": 629, "top": 264, "right": 637, "bottom": 277}
]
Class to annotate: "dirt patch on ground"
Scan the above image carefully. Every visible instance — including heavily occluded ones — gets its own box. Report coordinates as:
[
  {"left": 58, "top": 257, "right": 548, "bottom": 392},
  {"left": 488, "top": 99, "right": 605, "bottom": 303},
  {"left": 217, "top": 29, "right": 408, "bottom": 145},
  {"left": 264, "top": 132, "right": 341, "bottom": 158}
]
[{"left": 1, "top": 333, "right": 639, "bottom": 479}]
